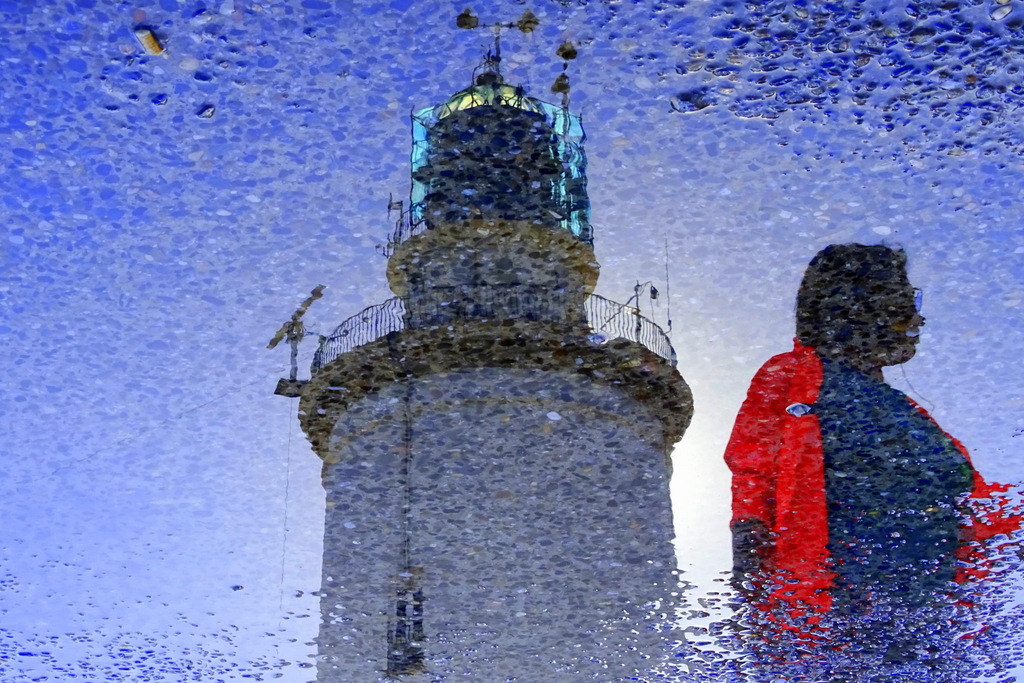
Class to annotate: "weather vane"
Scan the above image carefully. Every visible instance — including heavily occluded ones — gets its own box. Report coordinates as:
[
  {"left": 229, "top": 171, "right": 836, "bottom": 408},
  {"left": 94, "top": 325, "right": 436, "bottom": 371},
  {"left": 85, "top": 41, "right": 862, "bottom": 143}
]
[
  {"left": 456, "top": 8, "right": 540, "bottom": 35},
  {"left": 456, "top": 8, "right": 539, "bottom": 77},
  {"left": 456, "top": 8, "right": 578, "bottom": 107}
]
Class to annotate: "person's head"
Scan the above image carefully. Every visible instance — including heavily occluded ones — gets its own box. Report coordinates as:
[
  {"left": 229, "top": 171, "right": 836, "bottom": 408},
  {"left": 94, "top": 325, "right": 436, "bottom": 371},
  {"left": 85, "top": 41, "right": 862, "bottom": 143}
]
[{"left": 796, "top": 244, "right": 924, "bottom": 372}]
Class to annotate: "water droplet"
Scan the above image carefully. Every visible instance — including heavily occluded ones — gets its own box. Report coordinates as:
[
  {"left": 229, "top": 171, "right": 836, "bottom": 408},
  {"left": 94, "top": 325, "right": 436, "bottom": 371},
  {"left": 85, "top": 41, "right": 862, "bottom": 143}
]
[
  {"left": 786, "top": 403, "right": 813, "bottom": 417},
  {"left": 992, "top": 5, "right": 1013, "bottom": 20}
]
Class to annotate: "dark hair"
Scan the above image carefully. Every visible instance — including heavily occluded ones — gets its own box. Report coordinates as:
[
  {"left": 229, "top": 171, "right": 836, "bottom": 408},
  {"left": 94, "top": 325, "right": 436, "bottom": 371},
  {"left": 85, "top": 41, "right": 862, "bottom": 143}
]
[{"left": 795, "top": 244, "right": 910, "bottom": 353}]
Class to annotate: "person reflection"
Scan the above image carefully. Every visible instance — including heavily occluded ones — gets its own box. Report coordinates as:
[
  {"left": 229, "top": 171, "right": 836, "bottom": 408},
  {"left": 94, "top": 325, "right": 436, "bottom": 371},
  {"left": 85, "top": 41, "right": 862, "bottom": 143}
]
[{"left": 724, "top": 244, "right": 1017, "bottom": 664}]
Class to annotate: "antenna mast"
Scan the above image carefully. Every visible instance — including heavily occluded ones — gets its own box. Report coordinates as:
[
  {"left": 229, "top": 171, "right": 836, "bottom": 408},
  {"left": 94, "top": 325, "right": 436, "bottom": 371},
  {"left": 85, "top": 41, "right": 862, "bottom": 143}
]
[
  {"left": 269, "top": 284, "right": 326, "bottom": 397},
  {"left": 553, "top": 39, "right": 578, "bottom": 110},
  {"left": 664, "top": 238, "right": 672, "bottom": 333}
]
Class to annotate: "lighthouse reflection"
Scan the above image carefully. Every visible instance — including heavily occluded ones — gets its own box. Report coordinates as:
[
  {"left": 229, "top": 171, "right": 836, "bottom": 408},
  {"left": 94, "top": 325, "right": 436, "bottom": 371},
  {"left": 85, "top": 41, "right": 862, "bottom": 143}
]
[
  {"left": 724, "top": 244, "right": 1022, "bottom": 678},
  {"left": 309, "top": 356, "right": 689, "bottom": 681},
  {"left": 290, "top": 36, "right": 693, "bottom": 682}
]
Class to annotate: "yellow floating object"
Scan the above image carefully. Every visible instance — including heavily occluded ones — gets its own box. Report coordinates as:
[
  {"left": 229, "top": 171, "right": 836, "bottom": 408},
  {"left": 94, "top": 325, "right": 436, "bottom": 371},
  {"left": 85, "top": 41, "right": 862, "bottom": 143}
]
[{"left": 134, "top": 27, "right": 164, "bottom": 55}]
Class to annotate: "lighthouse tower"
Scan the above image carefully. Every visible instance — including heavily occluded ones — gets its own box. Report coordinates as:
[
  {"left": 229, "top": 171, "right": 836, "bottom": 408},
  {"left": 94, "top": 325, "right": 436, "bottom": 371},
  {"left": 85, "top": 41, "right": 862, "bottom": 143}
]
[{"left": 288, "top": 33, "right": 693, "bottom": 683}]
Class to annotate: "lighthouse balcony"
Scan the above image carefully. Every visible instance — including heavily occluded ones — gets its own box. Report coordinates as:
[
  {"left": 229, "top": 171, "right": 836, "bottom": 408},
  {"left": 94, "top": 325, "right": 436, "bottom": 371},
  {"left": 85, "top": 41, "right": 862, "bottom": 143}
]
[{"left": 311, "top": 291, "right": 676, "bottom": 376}]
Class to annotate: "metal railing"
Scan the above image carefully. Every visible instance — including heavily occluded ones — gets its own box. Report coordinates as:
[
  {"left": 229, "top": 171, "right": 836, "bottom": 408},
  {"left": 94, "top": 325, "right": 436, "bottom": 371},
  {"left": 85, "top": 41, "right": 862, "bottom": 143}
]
[
  {"left": 584, "top": 294, "right": 676, "bottom": 365},
  {"left": 311, "top": 297, "right": 406, "bottom": 375},
  {"left": 380, "top": 201, "right": 593, "bottom": 258},
  {"left": 311, "top": 291, "right": 676, "bottom": 375},
  {"left": 381, "top": 211, "right": 426, "bottom": 258}
]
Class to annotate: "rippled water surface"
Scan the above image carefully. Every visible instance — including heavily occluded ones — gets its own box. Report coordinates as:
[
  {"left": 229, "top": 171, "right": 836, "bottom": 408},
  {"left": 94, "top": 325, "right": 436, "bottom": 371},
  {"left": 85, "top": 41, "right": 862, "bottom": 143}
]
[{"left": 3, "top": 1, "right": 1024, "bottom": 681}]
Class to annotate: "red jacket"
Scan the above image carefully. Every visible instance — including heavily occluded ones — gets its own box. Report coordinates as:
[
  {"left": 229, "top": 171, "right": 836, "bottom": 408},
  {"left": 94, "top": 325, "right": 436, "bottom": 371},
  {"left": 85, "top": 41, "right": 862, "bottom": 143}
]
[{"left": 725, "top": 341, "right": 1017, "bottom": 621}]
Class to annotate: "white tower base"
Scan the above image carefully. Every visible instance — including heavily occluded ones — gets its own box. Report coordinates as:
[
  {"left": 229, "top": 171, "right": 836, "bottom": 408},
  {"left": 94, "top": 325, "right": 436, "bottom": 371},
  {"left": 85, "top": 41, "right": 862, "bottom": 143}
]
[{"left": 315, "top": 366, "right": 679, "bottom": 682}]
